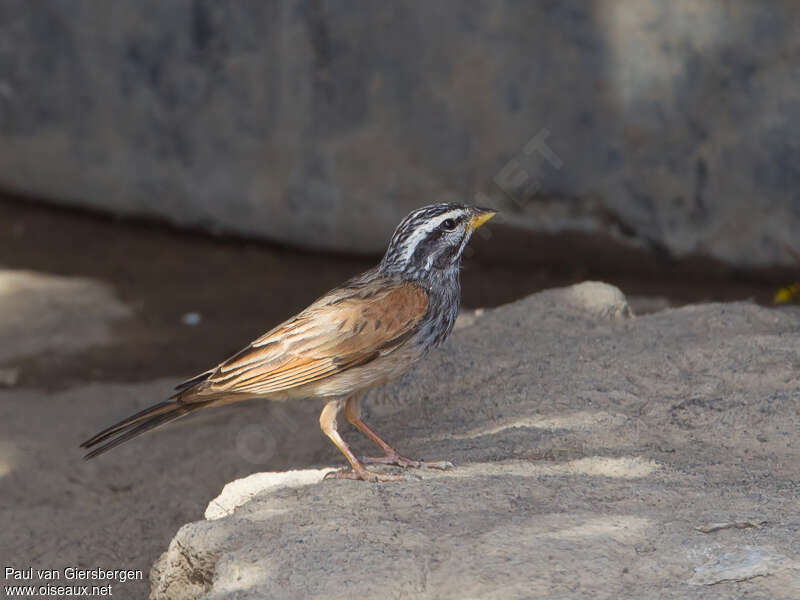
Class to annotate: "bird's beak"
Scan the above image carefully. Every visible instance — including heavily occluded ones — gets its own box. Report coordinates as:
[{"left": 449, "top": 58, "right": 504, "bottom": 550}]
[{"left": 467, "top": 209, "right": 496, "bottom": 231}]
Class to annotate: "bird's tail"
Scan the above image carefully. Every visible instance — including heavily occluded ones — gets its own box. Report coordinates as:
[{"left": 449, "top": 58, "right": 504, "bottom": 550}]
[{"left": 80, "top": 396, "right": 215, "bottom": 460}]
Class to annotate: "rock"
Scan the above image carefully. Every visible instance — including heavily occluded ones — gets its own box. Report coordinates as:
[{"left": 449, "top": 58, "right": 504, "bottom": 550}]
[
  {"left": 563, "top": 281, "right": 634, "bottom": 319},
  {"left": 688, "top": 546, "right": 796, "bottom": 586},
  {"left": 1, "top": 3, "right": 800, "bottom": 266},
  {"left": 150, "top": 282, "right": 800, "bottom": 599},
  {"left": 453, "top": 307, "right": 485, "bottom": 330},
  {"left": 204, "top": 469, "right": 334, "bottom": 521},
  {"left": 0, "top": 269, "right": 131, "bottom": 361},
  {"left": 0, "top": 378, "right": 334, "bottom": 600}
]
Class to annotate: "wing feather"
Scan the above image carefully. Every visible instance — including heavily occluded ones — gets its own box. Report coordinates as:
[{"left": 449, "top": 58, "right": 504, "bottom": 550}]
[{"left": 193, "top": 279, "right": 428, "bottom": 397}]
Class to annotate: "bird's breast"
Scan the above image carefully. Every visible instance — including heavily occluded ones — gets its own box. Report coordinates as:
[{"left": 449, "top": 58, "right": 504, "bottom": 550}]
[{"left": 415, "top": 275, "right": 461, "bottom": 351}]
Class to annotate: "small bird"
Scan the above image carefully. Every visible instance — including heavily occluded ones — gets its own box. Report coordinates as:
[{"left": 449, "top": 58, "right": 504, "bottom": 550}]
[{"left": 81, "top": 203, "right": 495, "bottom": 481}]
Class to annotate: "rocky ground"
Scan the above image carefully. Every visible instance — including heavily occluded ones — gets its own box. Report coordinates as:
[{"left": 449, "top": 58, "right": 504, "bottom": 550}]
[
  {"left": 1, "top": 200, "right": 798, "bottom": 599},
  {"left": 146, "top": 283, "right": 800, "bottom": 599}
]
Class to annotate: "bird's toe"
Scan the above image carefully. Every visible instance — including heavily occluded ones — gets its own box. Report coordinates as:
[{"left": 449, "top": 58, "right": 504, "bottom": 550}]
[{"left": 323, "top": 466, "right": 405, "bottom": 483}]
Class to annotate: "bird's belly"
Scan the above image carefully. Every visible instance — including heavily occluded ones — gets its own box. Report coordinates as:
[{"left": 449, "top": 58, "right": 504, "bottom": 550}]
[{"left": 282, "top": 346, "right": 419, "bottom": 400}]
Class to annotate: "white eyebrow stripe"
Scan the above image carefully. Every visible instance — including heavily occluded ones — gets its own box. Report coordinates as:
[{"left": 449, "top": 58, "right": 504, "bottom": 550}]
[{"left": 397, "top": 209, "right": 466, "bottom": 265}]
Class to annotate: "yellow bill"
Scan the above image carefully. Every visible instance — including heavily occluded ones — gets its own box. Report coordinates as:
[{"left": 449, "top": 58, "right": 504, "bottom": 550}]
[{"left": 467, "top": 210, "right": 496, "bottom": 231}]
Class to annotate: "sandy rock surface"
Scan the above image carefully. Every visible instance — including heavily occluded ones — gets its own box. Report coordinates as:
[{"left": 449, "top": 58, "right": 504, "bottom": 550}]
[
  {"left": 146, "top": 282, "right": 800, "bottom": 599},
  {"left": 0, "top": 269, "right": 131, "bottom": 361},
  {"left": 0, "top": 269, "right": 333, "bottom": 598}
]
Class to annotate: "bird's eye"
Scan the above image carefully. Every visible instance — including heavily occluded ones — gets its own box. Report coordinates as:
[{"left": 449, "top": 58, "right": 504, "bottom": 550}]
[{"left": 440, "top": 218, "right": 457, "bottom": 231}]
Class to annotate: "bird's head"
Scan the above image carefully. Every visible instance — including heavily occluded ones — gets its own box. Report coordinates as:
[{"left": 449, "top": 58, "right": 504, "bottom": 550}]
[{"left": 379, "top": 203, "right": 496, "bottom": 280}]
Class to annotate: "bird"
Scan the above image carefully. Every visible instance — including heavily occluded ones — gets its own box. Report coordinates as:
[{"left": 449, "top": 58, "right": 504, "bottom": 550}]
[{"left": 81, "top": 203, "right": 496, "bottom": 481}]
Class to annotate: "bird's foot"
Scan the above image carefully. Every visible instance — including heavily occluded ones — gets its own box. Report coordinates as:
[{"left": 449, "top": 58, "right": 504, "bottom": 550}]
[
  {"left": 361, "top": 452, "right": 454, "bottom": 470},
  {"left": 323, "top": 466, "right": 409, "bottom": 482}
]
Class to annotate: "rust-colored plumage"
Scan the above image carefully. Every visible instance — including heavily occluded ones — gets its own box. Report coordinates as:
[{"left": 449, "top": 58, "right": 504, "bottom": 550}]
[
  {"left": 82, "top": 204, "right": 495, "bottom": 481},
  {"left": 200, "top": 280, "right": 428, "bottom": 397}
]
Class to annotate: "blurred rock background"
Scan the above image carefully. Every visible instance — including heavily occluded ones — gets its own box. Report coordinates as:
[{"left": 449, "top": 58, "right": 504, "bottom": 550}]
[
  {"left": 2, "top": 0, "right": 798, "bottom": 266},
  {"left": 3, "top": 4, "right": 800, "bottom": 598}
]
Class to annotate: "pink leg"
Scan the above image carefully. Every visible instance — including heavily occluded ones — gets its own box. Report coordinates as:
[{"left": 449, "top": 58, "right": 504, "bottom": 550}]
[{"left": 344, "top": 394, "right": 453, "bottom": 470}]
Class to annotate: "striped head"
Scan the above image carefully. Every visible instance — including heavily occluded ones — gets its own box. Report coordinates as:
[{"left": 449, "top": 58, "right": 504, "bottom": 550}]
[{"left": 379, "top": 203, "right": 496, "bottom": 280}]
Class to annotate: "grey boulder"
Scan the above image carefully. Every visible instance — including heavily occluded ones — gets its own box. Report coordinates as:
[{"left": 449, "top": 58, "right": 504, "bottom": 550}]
[
  {"left": 2, "top": 2, "right": 800, "bottom": 266},
  {"left": 150, "top": 282, "right": 800, "bottom": 599}
]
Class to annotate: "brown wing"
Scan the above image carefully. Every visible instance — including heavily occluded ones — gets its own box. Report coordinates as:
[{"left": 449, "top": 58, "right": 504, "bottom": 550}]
[{"left": 186, "top": 279, "right": 428, "bottom": 397}]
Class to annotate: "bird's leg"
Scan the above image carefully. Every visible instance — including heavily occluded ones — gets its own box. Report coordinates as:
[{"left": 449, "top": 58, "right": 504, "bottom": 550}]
[
  {"left": 319, "top": 398, "right": 402, "bottom": 482},
  {"left": 344, "top": 394, "right": 453, "bottom": 470}
]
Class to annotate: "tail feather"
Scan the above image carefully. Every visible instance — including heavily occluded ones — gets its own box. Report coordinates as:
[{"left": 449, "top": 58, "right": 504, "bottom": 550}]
[
  {"left": 172, "top": 370, "right": 214, "bottom": 395},
  {"left": 81, "top": 398, "right": 214, "bottom": 460},
  {"left": 80, "top": 401, "right": 176, "bottom": 449}
]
